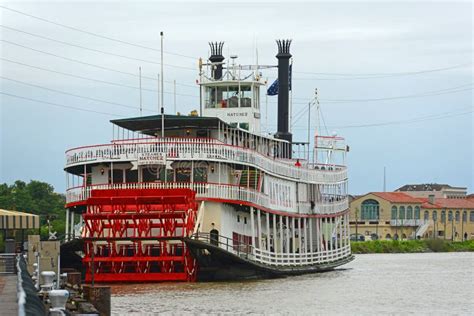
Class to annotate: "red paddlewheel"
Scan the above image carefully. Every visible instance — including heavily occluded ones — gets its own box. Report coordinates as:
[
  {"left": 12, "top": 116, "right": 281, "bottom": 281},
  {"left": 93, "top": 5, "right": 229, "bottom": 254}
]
[{"left": 83, "top": 188, "right": 198, "bottom": 283}]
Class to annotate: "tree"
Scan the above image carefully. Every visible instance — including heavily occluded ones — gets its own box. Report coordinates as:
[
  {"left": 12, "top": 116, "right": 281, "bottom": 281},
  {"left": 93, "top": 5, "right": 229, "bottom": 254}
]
[{"left": 0, "top": 180, "right": 66, "bottom": 239}]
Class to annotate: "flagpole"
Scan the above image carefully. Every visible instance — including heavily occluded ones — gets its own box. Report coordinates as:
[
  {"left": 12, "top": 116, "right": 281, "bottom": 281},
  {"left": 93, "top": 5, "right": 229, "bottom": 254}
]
[{"left": 265, "top": 78, "right": 268, "bottom": 134}]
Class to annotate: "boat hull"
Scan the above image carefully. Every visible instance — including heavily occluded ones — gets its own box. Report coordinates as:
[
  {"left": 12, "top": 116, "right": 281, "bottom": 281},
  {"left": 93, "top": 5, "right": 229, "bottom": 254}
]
[{"left": 185, "top": 238, "right": 354, "bottom": 281}]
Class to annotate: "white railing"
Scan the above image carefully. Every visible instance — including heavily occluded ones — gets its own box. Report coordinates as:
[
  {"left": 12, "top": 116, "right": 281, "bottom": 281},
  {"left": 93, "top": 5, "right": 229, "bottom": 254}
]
[
  {"left": 65, "top": 139, "right": 348, "bottom": 184},
  {"left": 253, "top": 244, "right": 352, "bottom": 267},
  {"left": 66, "top": 182, "right": 349, "bottom": 215},
  {"left": 191, "top": 232, "right": 351, "bottom": 267},
  {"left": 390, "top": 219, "right": 426, "bottom": 227}
]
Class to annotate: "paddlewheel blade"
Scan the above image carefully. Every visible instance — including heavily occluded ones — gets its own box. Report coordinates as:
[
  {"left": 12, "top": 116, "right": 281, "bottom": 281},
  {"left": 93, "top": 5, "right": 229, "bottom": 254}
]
[{"left": 82, "top": 188, "right": 198, "bottom": 282}]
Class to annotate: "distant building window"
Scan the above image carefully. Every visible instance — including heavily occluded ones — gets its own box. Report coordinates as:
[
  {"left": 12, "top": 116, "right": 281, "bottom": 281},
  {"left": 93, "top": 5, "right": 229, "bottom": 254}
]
[
  {"left": 244, "top": 217, "right": 247, "bottom": 224},
  {"left": 463, "top": 211, "right": 467, "bottom": 222},
  {"left": 407, "top": 206, "right": 413, "bottom": 219},
  {"left": 391, "top": 206, "right": 398, "bottom": 220},
  {"left": 237, "top": 215, "right": 240, "bottom": 223},
  {"left": 455, "top": 211, "right": 460, "bottom": 222},
  {"left": 470, "top": 211, "right": 474, "bottom": 222},
  {"left": 399, "top": 206, "right": 406, "bottom": 220},
  {"left": 414, "top": 206, "right": 420, "bottom": 219},
  {"left": 433, "top": 210, "right": 438, "bottom": 221},
  {"left": 361, "top": 199, "right": 380, "bottom": 220},
  {"left": 424, "top": 211, "right": 429, "bottom": 221},
  {"left": 448, "top": 210, "right": 453, "bottom": 222},
  {"left": 441, "top": 210, "right": 446, "bottom": 223}
]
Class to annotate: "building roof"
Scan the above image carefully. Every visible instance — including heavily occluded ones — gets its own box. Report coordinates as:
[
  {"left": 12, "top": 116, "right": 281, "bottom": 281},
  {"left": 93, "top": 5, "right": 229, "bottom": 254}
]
[
  {"left": 0, "top": 209, "right": 40, "bottom": 230},
  {"left": 396, "top": 183, "right": 466, "bottom": 192},
  {"left": 421, "top": 198, "right": 474, "bottom": 209},
  {"left": 370, "top": 192, "right": 423, "bottom": 203}
]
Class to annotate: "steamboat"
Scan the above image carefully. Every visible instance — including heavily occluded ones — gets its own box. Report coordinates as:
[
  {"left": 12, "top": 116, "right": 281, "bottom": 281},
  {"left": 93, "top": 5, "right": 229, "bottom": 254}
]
[{"left": 63, "top": 39, "right": 353, "bottom": 282}]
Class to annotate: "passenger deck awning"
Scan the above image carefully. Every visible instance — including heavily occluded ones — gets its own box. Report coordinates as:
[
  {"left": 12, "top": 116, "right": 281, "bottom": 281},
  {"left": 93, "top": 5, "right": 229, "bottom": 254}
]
[
  {"left": 111, "top": 115, "right": 225, "bottom": 136},
  {"left": 0, "top": 209, "right": 40, "bottom": 230}
]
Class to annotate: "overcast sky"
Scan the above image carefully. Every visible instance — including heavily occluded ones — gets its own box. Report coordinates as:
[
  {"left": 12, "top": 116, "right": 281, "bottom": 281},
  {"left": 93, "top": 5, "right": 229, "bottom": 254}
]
[{"left": 1, "top": 0, "right": 472, "bottom": 194}]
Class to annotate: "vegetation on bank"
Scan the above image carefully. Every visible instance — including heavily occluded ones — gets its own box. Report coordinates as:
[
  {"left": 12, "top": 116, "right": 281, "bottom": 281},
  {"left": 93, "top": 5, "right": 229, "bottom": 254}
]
[
  {"left": 0, "top": 180, "right": 66, "bottom": 249},
  {"left": 351, "top": 239, "right": 474, "bottom": 254}
]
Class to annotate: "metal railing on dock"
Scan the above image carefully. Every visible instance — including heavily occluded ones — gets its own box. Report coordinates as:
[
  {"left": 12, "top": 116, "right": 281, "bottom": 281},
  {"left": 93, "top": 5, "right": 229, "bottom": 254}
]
[{"left": 0, "top": 253, "right": 17, "bottom": 274}]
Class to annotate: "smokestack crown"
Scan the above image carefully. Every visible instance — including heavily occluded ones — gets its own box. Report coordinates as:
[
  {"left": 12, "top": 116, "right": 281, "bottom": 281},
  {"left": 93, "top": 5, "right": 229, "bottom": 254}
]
[
  {"left": 209, "top": 42, "right": 225, "bottom": 80},
  {"left": 276, "top": 39, "right": 292, "bottom": 57}
]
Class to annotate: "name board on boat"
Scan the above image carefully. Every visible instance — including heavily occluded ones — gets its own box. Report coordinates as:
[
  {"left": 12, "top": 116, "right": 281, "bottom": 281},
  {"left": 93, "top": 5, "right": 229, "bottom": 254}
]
[
  {"left": 137, "top": 153, "right": 166, "bottom": 166},
  {"left": 264, "top": 176, "right": 296, "bottom": 212},
  {"left": 226, "top": 112, "right": 248, "bottom": 117}
]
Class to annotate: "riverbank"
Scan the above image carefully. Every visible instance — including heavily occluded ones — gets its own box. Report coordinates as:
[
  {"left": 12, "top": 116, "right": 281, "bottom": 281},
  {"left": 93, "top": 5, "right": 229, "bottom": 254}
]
[{"left": 350, "top": 239, "right": 474, "bottom": 254}]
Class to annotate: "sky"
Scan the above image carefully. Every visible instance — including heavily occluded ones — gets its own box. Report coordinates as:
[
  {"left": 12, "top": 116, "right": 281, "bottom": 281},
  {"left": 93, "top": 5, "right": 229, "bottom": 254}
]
[{"left": 0, "top": 0, "right": 472, "bottom": 194}]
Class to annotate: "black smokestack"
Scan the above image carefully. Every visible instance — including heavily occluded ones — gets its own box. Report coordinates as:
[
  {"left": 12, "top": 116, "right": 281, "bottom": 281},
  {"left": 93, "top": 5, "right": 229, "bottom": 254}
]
[
  {"left": 275, "top": 39, "right": 292, "bottom": 157},
  {"left": 209, "top": 42, "right": 225, "bottom": 80}
]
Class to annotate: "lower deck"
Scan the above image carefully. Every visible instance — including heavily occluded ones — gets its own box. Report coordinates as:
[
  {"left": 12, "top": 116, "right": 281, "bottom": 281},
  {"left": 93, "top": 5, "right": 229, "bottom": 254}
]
[{"left": 65, "top": 188, "right": 352, "bottom": 282}]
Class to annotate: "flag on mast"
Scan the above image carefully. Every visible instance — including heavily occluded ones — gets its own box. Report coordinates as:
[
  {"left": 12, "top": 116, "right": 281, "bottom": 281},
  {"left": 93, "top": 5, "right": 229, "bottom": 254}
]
[
  {"left": 266, "top": 65, "right": 292, "bottom": 96},
  {"left": 267, "top": 78, "right": 279, "bottom": 95}
]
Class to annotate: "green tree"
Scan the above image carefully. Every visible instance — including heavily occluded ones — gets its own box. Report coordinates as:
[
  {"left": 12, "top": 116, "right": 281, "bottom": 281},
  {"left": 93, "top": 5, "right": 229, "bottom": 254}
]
[{"left": 0, "top": 180, "right": 66, "bottom": 239}]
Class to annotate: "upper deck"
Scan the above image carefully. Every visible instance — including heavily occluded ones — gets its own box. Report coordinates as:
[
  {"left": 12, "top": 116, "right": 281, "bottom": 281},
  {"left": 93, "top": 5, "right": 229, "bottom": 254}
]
[{"left": 65, "top": 136, "right": 347, "bottom": 185}]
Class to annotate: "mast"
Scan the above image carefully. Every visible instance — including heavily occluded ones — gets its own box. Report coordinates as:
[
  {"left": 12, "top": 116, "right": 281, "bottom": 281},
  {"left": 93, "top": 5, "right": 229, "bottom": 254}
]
[
  {"left": 160, "top": 31, "right": 164, "bottom": 138},
  {"left": 139, "top": 66, "right": 142, "bottom": 116}
]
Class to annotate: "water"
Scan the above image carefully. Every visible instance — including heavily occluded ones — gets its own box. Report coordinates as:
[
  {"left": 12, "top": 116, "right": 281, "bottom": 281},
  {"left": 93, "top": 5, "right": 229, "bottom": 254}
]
[{"left": 111, "top": 252, "right": 474, "bottom": 315}]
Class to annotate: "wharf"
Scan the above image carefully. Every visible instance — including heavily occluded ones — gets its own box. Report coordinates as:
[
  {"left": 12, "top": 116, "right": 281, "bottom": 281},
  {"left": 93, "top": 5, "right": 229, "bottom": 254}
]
[{"left": 0, "top": 275, "right": 18, "bottom": 315}]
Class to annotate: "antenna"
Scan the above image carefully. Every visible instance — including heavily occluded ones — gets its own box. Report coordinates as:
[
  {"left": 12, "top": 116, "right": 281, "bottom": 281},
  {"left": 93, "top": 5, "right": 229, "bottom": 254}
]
[
  {"left": 160, "top": 31, "right": 164, "bottom": 138},
  {"left": 173, "top": 79, "right": 176, "bottom": 115},
  {"left": 255, "top": 34, "right": 259, "bottom": 79},
  {"left": 383, "top": 166, "right": 387, "bottom": 192},
  {"left": 307, "top": 100, "right": 311, "bottom": 162},
  {"left": 139, "top": 66, "right": 142, "bottom": 116},
  {"left": 157, "top": 74, "right": 160, "bottom": 112},
  {"left": 314, "top": 88, "right": 320, "bottom": 164}
]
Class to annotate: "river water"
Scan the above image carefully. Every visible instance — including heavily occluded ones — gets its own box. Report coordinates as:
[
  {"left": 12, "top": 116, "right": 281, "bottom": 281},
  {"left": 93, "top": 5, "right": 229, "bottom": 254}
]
[{"left": 111, "top": 252, "right": 473, "bottom": 315}]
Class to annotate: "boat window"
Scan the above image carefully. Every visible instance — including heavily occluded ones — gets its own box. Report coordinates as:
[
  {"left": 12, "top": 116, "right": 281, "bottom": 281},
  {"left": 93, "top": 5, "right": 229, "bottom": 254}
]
[
  {"left": 240, "top": 86, "right": 252, "bottom": 107},
  {"left": 204, "top": 85, "right": 253, "bottom": 108},
  {"left": 176, "top": 167, "right": 191, "bottom": 182},
  {"left": 223, "top": 86, "right": 240, "bottom": 108},
  {"left": 239, "top": 123, "right": 249, "bottom": 131},
  {"left": 193, "top": 167, "right": 208, "bottom": 183}
]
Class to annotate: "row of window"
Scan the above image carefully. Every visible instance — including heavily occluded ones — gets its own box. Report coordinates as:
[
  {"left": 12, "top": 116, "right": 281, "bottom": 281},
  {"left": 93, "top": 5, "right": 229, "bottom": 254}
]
[
  {"left": 425, "top": 210, "right": 474, "bottom": 222},
  {"left": 390, "top": 206, "right": 421, "bottom": 220},
  {"left": 359, "top": 199, "right": 474, "bottom": 222}
]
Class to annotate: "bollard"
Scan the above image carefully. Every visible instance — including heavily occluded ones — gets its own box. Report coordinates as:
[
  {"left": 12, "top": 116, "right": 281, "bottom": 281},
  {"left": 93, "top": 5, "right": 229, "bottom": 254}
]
[{"left": 83, "top": 284, "right": 111, "bottom": 316}]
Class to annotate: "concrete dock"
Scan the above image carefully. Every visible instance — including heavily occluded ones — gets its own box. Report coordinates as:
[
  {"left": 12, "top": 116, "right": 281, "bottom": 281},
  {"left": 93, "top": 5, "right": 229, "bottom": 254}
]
[{"left": 0, "top": 275, "right": 18, "bottom": 315}]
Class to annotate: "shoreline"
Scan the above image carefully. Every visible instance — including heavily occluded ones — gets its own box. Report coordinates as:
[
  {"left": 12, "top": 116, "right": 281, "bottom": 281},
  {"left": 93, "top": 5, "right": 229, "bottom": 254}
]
[{"left": 350, "top": 239, "right": 474, "bottom": 254}]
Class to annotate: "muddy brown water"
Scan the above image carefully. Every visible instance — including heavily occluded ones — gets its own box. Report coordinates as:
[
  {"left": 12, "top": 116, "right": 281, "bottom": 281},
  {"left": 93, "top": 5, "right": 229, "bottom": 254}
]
[{"left": 111, "top": 252, "right": 473, "bottom": 315}]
